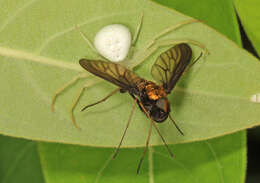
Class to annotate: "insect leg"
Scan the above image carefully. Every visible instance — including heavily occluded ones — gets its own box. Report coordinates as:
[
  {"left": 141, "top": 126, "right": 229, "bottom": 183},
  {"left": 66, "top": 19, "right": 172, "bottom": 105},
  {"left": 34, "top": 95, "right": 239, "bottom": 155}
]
[
  {"left": 129, "top": 39, "right": 208, "bottom": 69},
  {"left": 69, "top": 79, "right": 101, "bottom": 130},
  {"left": 137, "top": 116, "right": 153, "bottom": 174},
  {"left": 183, "top": 51, "right": 203, "bottom": 74},
  {"left": 156, "top": 39, "right": 209, "bottom": 56},
  {"left": 128, "top": 94, "right": 174, "bottom": 172},
  {"left": 75, "top": 25, "right": 107, "bottom": 60},
  {"left": 169, "top": 114, "right": 184, "bottom": 136},
  {"left": 112, "top": 99, "right": 137, "bottom": 159},
  {"left": 125, "top": 12, "right": 144, "bottom": 61},
  {"left": 81, "top": 88, "right": 120, "bottom": 111},
  {"left": 132, "top": 11, "right": 144, "bottom": 46},
  {"left": 51, "top": 73, "right": 89, "bottom": 112},
  {"left": 145, "top": 19, "right": 200, "bottom": 49},
  {"left": 138, "top": 101, "right": 174, "bottom": 157}
]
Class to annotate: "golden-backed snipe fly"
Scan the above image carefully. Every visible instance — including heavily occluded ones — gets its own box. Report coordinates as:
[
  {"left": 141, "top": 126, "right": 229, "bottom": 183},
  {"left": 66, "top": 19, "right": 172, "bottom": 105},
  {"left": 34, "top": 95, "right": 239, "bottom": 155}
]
[
  {"left": 51, "top": 13, "right": 208, "bottom": 173},
  {"left": 79, "top": 43, "right": 202, "bottom": 173}
]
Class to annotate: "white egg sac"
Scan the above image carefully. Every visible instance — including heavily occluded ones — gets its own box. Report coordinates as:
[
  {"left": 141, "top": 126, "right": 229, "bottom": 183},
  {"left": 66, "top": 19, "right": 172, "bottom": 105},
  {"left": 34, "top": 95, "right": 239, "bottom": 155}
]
[{"left": 94, "top": 24, "right": 132, "bottom": 62}]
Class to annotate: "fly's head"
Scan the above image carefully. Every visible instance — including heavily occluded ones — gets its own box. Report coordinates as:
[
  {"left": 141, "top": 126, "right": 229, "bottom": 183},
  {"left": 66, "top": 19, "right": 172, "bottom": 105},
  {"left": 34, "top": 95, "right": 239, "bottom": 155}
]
[
  {"left": 150, "top": 97, "right": 170, "bottom": 122},
  {"left": 144, "top": 82, "right": 170, "bottom": 122}
]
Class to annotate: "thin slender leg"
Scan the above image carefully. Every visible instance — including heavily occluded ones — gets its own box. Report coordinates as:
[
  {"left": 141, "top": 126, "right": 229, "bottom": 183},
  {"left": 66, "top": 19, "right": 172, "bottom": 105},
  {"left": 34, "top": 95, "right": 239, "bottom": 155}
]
[
  {"left": 75, "top": 25, "right": 98, "bottom": 54},
  {"left": 125, "top": 12, "right": 144, "bottom": 62},
  {"left": 149, "top": 120, "right": 174, "bottom": 157},
  {"left": 157, "top": 39, "right": 209, "bottom": 56},
  {"left": 138, "top": 101, "right": 174, "bottom": 156},
  {"left": 75, "top": 25, "right": 107, "bottom": 60},
  {"left": 170, "top": 50, "right": 204, "bottom": 86},
  {"left": 169, "top": 114, "right": 184, "bottom": 136},
  {"left": 127, "top": 18, "right": 203, "bottom": 67},
  {"left": 132, "top": 11, "right": 144, "bottom": 46},
  {"left": 183, "top": 51, "right": 203, "bottom": 75},
  {"left": 139, "top": 101, "right": 174, "bottom": 157},
  {"left": 128, "top": 95, "right": 174, "bottom": 173},
  {"left": 77, "top": 12, "right": 144, "bottom": 54},
  {"left": 69, "top": 79, "right": 101, "bottom": 130},
  {"left": 127, "top": 39, "right": 208, "bottom": 69},
  {"left": 51, "top": 73, "right": 89, "bottom": 112},
  {"left": 145, "top": 19, "right": 200, "bottom": 49},
  {"left": 112, "top": 99, "right": 137, "bottom": 159},
  {"left": 137, "top": 118, "right": 153, "bottom": 174},
  {"left": 81, "top": 88, "right": 120, "bottom": 111}
]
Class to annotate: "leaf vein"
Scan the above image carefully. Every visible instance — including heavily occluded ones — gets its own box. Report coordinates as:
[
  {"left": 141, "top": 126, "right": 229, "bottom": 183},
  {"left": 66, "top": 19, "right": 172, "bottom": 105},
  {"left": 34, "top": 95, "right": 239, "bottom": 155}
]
[
  {"left": 0, "top": 0, "right": 39, "bottom": 33},
  {"left": 153, "top": 150, "right": 199, "bottom": 183},
  {"left": 0, "top": 46, "right": 82, "bottom": 71},
  {"left": 205, "top": 141, "right": 225, "bottom": 183},
  {"left": 94, "top": 152, "right": 114, "bottom": 183},
  {"left": 1, "top": 142, "right": 35, "bottom": 183}
]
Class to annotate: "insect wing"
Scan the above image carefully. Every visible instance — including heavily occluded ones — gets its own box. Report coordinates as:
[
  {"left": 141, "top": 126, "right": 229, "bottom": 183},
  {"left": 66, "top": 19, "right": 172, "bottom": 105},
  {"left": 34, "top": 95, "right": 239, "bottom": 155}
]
[
  {"left": 79, "top": 59, "right": 142, "bottom": 90},
  {"left": 151, "top": 43, "right": 192, "bottom": 94}
]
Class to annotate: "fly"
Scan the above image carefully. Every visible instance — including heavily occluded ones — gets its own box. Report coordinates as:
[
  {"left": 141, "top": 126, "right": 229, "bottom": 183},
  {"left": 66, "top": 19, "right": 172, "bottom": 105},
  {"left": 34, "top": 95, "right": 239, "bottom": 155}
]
[{"left": 79, "top": 43, "right": 202, "bottom": 173}]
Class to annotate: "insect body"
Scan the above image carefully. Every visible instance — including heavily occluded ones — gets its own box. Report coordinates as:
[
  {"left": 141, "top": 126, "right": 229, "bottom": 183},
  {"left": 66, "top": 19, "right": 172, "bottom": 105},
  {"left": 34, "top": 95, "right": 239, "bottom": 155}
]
[
  {"left": 51, "top": 13, "right": 208, "bottom": 173},
  {"left": 80, "top": 43, "right": 193, "bottom": 124},
  {"left": 134, "top": 80, "right": 169, "bottom": 122},
  {"left": 79, "top": 43, "right": 201, "bottom": 173}
]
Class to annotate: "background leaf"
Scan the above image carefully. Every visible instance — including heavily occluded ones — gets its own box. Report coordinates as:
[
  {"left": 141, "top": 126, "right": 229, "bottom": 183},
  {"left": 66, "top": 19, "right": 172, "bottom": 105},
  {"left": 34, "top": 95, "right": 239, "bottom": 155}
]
[
  {"left": 0, "top": 135, "right": 44, "bottom": 183},
  {"left": 0, "top": 0, "right": 259, "bottom": 147},
  {"left": 154, "top": 0, "right": 241, "bottom": 44},
  {"left": 38, "top": 0, "right": 247, "bottom": 183},
  {"left": 0, "top": 0, "right": 250, "bottom": 182},
  {"left": 38, "top": 132, "right": 246, "bottom": 183},
  {"left": 234, "top": 0, "right": 260, "bottom": 56}
]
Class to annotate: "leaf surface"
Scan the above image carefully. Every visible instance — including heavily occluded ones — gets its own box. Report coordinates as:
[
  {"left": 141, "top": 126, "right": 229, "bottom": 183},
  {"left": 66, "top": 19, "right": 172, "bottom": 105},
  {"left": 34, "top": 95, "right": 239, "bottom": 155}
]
[
  {"left": 234, "top": 0, "right": 260, "bottom": 55},
  {"left": 0, "top": 135, "right": 44, "bottom": 183},
  {"left": 0, "top": 0, "right": 259, "bottom": 147},
  {"left": 38, "top": 132, "right": 246, "bottom": 183},
  {"left": 0, "top": 1, "right": 248, "bottom": 183}
]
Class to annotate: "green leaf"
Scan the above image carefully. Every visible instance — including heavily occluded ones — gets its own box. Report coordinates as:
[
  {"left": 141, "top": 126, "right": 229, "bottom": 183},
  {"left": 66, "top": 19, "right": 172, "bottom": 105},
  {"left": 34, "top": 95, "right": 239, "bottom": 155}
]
[
  {"left": 38, "top": 131, "right": 246, "bottom": 182},
  {"left": 0, "top": 135, "right": 44, "bottom": 183},
  {"left": 0, "top": 0, "right": 259, "bottom": 148},
  {"left": 153, "top": 0, "right": 242, "bottom": 44},
  {"left": 234, "top": 0, "right": 260, "bottom": 55},
  {"left": 0, "top": 1, "right": 247, "bottom": 182}
]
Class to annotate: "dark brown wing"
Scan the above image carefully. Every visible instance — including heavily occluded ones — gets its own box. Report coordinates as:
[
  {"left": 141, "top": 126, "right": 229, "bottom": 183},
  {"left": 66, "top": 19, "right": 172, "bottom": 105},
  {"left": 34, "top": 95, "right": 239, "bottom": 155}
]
[
  {"left": 151, "top": 43, "right": 192, "bottom": 94},
  {"left": 79, "top": 59, "right": 143, "bottom": 90}
]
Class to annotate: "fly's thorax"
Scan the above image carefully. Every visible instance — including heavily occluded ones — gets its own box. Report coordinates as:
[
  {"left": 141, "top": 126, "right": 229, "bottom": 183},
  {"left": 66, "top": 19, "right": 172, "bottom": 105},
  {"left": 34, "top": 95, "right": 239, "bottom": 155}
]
[
  {"left": 136, "top": 80, "right": 147, "bottom": 91},
  {"left": 137, "top": 81, "right": 170, "bottom": 123},
  {"left": 145, "top": 82, "right": 167, "bottom": 101},
  {"left": 133, "top": 79, "right": 147, "bottom": 97}
]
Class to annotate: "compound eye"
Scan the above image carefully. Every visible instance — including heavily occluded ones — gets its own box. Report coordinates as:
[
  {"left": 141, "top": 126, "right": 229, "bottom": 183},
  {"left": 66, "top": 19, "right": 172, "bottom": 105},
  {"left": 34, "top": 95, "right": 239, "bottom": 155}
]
[
  {"left": 156, "top": 99, "right": 164, "bottom": 109},
  {"left": 156, "top": 98, "right": 168, "bottom": 112}
]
